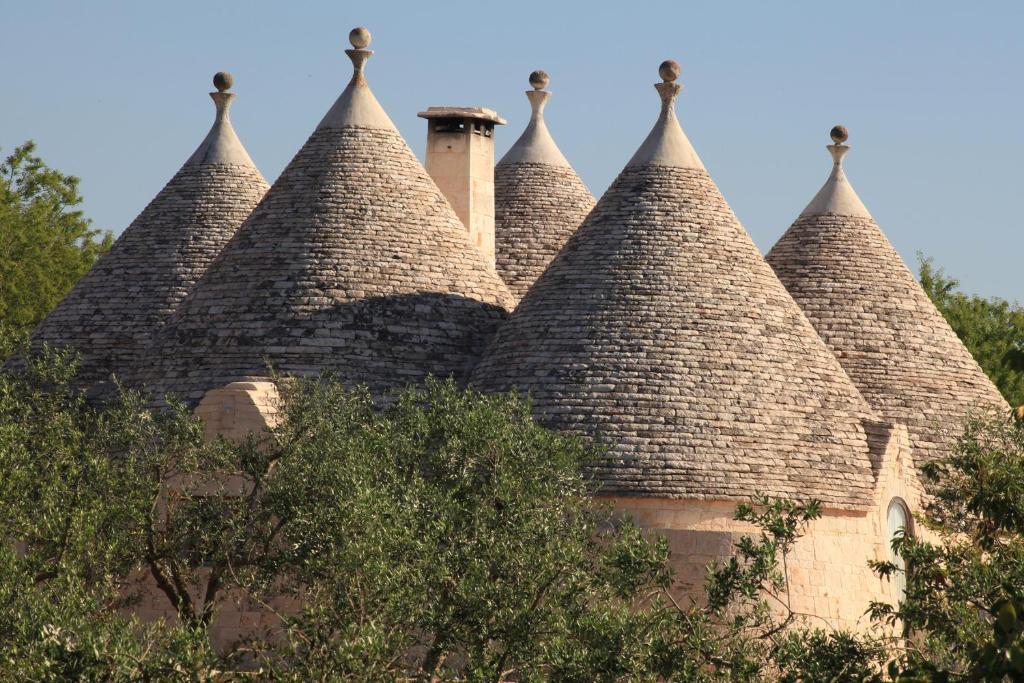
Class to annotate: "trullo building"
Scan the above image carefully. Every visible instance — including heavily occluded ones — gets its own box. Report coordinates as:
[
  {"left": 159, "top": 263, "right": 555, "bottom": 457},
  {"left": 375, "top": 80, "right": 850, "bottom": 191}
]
[
  {"left": 493, "top": 70, "right": 595, "bottom": 301},
  {"left": 766, "top": 126, "right": 1008, "bottom": 468},
  {"left": 471, "top": 60, "right": 927, "bottom": 628},
  {"left": 26, "top": 73, "right": 268, "bottom": 385}
]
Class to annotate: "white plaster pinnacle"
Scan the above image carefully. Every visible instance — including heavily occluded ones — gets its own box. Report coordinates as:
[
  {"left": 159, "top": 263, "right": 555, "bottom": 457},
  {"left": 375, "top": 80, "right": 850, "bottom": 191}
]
[
  {"left": 627, "top": 60, "right": 705, "bottom": 169},
  {"left": 317, "top": 27, "right": 397, "bottom": 131},
  {"left": 800, "top": 132, "right": 872, "bottom": 218},
  {"left": 498, "top": 71, "right": 571, "bottom": 168},
  {"left": 185, "top": 76, "right": 258, "bottom": 167}
]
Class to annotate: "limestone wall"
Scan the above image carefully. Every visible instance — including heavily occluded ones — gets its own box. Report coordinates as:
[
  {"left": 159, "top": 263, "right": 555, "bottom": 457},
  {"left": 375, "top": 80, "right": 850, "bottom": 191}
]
[
  {"left": 194, "top": 380, "right": 280, "bottom": 442},
  {"left": 608, "top": 499, "right": 887, "bottom": 631},
  {"left": 600, "top": 423, "right": 923, "bottom": 632}
]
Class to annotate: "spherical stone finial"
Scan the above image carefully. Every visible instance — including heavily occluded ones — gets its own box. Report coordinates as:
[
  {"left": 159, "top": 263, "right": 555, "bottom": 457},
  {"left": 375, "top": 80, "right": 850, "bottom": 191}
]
[
  {"left": 659, "top": 59, "right": 681, "bottom": 83},
  {"left": 830, "top": 124, "right": 849, "bottom": 145},
  {"left": 529, "top": 70, "right": 550, "bottom": 90},
  {"left": 213, "top": 71, "right": 233, "bottom": 92},
  {"left": 349, "top": 26, "right": 371, "bottom": 49}
]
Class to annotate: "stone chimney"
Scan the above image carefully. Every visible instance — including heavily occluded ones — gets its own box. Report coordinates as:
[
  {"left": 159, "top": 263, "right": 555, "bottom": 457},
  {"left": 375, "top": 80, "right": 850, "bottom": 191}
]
[{"left": 418, "top": 107, "right": 506, "bottom": 266}]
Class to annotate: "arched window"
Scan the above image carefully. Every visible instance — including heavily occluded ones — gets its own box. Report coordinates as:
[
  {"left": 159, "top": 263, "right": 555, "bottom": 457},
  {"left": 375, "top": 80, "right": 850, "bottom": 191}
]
[{"left": 887, "top": 498, "right": 912, "bottom": 599}]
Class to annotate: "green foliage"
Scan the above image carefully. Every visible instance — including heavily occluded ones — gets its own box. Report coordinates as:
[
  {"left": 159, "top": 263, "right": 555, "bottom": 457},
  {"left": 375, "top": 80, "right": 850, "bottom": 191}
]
[
  {"left": 870, "top": 414, "right": 1024, "bottom": 680},
  {"left": 919, "top": 255, "right": 1024, "bottom": 408},
  {"left": 0, "top": 323, "right": 26, "bottom": 360},
  {"left": 706, "top": 497, "right": 820, "bottom": 617},
  {"left": 0, "top": 566, "right": 217, "bottom": 683},
  {"left": 250, "top": 376, "right": 677, "bottom": 680},
  {"left": 773, "top": 629, "right": 885, "bottom": 683},
  {"left": 692, "top": 497, "right": 887, "bottom": 682},
  {"left": 0, "top": 342, "right": 689, "bottom": 679},
  {"left": 0, "top": 141, "right": 111, "bottom": 334},
  {"left": 0, "top": 340, "right": 219, "bottom": 679},
  {"left": 252, "top": 383, "right": 895, "bottom": 680}
]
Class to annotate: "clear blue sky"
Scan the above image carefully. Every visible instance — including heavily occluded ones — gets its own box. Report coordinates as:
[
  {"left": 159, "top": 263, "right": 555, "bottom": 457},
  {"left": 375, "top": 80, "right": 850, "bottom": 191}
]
[{"left": 4, "top": 1, "right": 1021, "bottom": 300}]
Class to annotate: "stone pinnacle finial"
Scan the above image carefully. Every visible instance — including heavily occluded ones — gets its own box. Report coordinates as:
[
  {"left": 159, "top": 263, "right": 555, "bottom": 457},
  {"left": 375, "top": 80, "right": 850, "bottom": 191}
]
[
  {"left": 799, "top": 122, "right": 869, "bottom": 216},
  {"left": 827, "top": 125, "right": 851, "bottom": 168},
  {"left": 317, "top": 26, "right": 393, "bottom": 130},
  {"left": 659, "top": 59, "right": 681, "bottom": 83},
  {"left": 345, "top": 26, "right": 374, "bottom": 84},
  {"left": 830, "top": 124, "right": 849, "bottom": 145},
  {"left": 498, "top": 68, "right": 566, "bottom": 166},
  {"left": 654, "top": 59, "right": 683, "bottom": 111},
  {"left": 209, "top": 72, "right": 236, "bottom": 124},
  {"left": 349, "top": 26, "right": 371, "bottom": 49},
  {"left": 525, "top": 70, "right": 552, "bottom": 120},
  {"left": 626, "top": 58, "right": 701, "bottom": 168},
  {"left": 187, "top": 70, "right": 255, "bottom": 166},
  {"left": 213, "top": 71, "right": 233, "bottom": 93}
]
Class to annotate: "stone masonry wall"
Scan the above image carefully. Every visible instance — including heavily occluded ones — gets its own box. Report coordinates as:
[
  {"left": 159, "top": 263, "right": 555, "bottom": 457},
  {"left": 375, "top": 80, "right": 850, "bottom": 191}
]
[
  {"left": 604, "top": 423, "right": 923, "bottom": 632},
  {"left": 618, "top": 500, "right": 891, "bottom": 631}
]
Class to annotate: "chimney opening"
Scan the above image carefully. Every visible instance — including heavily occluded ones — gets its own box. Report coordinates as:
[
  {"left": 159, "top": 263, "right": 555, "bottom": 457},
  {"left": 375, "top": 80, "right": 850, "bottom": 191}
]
[{"left": 433, "top": 118, "right": 466, "bottom": 133}]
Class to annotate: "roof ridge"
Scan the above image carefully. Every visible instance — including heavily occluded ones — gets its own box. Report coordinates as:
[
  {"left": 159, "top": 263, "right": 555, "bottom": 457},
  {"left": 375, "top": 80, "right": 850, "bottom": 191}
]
[
  {"left": 474, "top": 64, "right": 877, "bottom": 508},
  {"left": 140, "top": 28, "right": 513, "bottom": 405},
  {"left": 494, "top": 70, "right": 596, "bottom": 300},
  {"left": 28, "top": 71, "right": 268, "bottom": 384},
  {"left": 768, "top": 126, "right": 1007, "bottom": 468}
]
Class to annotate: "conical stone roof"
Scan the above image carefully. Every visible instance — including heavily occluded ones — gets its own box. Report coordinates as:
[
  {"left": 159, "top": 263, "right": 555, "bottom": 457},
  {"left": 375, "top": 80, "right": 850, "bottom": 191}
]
[
  {"left": 28, "top": 72, "right": 268, "bottom": 384},
  {"left": 472, "top": 62, "right": 879, "bottom": 508},
  {"left": 494, "top": 71, "right": 595, "bottom": 301},
  {"left": 766, "top": 127, "right": 1007, "bottom": 466},
  {"left": 141, "top": 28, "right": 515, "bottom": 405}
]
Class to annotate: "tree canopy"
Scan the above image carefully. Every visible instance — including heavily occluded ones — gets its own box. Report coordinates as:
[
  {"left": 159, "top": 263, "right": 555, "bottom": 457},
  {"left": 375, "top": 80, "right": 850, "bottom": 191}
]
[
  {"left": 2, "top": 340, "right": 678, "bottom": 679},
  {"left": 0, "top": 337, "right": 893, "bottom": 681},
  {"left": 919, "top": 255, "right": 1024, "bottom": 409},
  {"left": 0, "top": 141, "right": 111, "bottom": 336},
  {"left": 5, "top": 326, "right": 1024, "bottom": 679}
]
